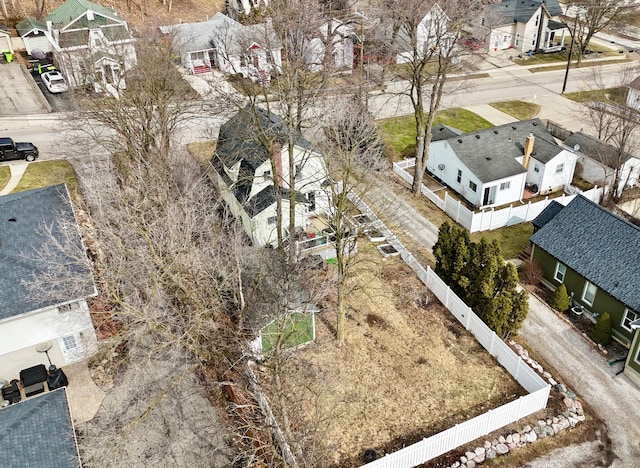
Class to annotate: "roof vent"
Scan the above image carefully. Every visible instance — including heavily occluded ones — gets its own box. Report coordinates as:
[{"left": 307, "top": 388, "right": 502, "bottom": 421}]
[
  {"left": 493, "top": 130, "right": 498, "bottom": 134},
  {"left": 512, "top": 126, "right": 517, "bottom": 130},
  {"left": 457, "top": 139, "right": 462, "bottom": 143},
  {"left": 8, "top": 217, "right": 16, "bottom": 222},
  {"left": 486, "top": 157, "right": 492, "bottom": 160},
  {"left": 532, "top": 122, "right": 538, "bottom": 126},
  {"left": 475, "top": 135, "right": 480, "bottom": 139}
]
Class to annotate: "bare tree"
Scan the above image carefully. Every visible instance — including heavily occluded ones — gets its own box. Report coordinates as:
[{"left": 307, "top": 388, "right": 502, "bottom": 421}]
[
  {"left": 377, "top": 0, "right": 483, "bottom": 195},
  {"left": 581, "top": 65, "right": 640, "bottom": 202},
  {"left": 565, "top": 1, "right": 638, "bottom": 60},
  {"left": 319, "top": 97, "right": 386, "bottom": 343}
]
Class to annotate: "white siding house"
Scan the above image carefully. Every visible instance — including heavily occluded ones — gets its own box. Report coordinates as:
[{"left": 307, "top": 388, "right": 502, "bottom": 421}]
[
  {"left": 17, "top": 0, "right": 137, "bottom": 95},
  {"left": 160, "top": 13, "right": 282, "bottom": 83},
  {"left": 0, "top": 185, "right": 97, "bottom": 380},
  {"left": 564, "top": 132, "right": 640, "bottom": 197},
  {"left": 305, "top": 19, "right": 356, "bottom": 72},
  {"left": 427, "top": 119, "right": 578, "bottom": 208},
  {"left": 476, "top": 0, "right": 566, "bottom": 53},
  {"left": 211, "top": 106, "right": 331, "bottom": 248}
]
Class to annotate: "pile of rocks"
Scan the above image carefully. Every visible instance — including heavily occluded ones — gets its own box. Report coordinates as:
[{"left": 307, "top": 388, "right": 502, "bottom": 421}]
[{"left": 443, "top": 341, "right": 585, "bottom": 468}]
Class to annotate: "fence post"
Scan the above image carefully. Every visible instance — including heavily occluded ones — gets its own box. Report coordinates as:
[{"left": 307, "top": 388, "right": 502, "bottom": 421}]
[
  {"left": 491, "top": 206, "right": 496, "bottom": 230},
  {"left": 456, "top": 199, "right": 461, "bottom": 222},
  {"left": 446, "top": 286, "right": 451, "bottom": 308},
  {"left": 525, "top": 200, "right": 531, "bottom": 221},
  {"left": 489, "top": 333, "right": 496, "bottom": 355},
  {"left": 466, "top": 306, "right": 472, "bottom": 329}
]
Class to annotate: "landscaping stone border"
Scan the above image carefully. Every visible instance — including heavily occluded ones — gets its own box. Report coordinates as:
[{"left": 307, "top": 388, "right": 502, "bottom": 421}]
[{"left": 443, "top": 340, "right": 585, "bottom": 468}]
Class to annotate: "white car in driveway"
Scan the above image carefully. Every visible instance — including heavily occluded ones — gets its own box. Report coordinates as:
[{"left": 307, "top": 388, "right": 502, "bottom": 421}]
[{"left": 41, "top": 70, "right": 69, "bottom": 93}]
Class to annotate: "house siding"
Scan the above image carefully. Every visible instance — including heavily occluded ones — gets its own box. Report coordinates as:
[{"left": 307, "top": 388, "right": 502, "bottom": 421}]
[
  {"left": 624, "top": 333, "right": 640, "bottom": 386},
  {"left": 532, "top": 246, "right": 635, "bottom": 345},
  {"left": 534, "top": 150, "right": 577, "bottom": 195},
  {"left": 0, "top": 300, "right": 97, "bottom": 378}
]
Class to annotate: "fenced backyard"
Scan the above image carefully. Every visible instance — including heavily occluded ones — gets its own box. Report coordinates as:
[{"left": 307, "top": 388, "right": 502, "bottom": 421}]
[
  {"left": 393, "top": 158, "right": 603, "bottom": 233},
  {"left": 348, "top": 193, "right": 551, "bottom": 468}
]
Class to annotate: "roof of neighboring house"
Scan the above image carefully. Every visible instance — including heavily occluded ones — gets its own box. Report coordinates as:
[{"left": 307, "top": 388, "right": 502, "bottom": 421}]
[
  {"left": 0, "top": 184, "right": 95, "bottom": 321},
  {"left": 47, "top": 0, "right": 123, "bottom": 29},
  {"left": 564, "top": 132, "right": 636, "bottom": 169},
  {"left": 431, "top": 123, "right": 463, "bottom": 142},
  {"left": 16, "top": 18, "right": 47, "bottom": 36},
  {"left": 627, "top": 76, "right": 640, "bottom": 90},
  {"left": 490, "top": 0, "right": 563, "bottom": 26},
  {"left": 442, "top": 118, "right": 562, "bottom": 183},
  {"left": 160, "top": 12, "right": 280, "bottom": 57},
  {"left": 214, "top": 105, "right": 313, "bottom": 173},
  {"left": 244, "top": 185, "right": 306, "bottom": 217},
  {"left": 0, "top": 389, "right": 79, "bottom": 468},
  {"left": 159, "top": 12, "right": 241, "bottom": 55},
  {"left": 243, "top": 249, "right": 320, "bottom": 333},
  {"left": 530, "top": 195, "right": 640, "bottom": 311},
  {"left": 531, "top": 199, "right": 563, "bottom": 230}
]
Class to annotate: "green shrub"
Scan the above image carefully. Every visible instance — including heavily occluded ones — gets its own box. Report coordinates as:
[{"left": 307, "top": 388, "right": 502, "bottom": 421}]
[
  {"left": 590, "top": 312, "right": 612, "bottom": 346},
  {"left": 549, "top": 284, "right": 570, "bottom": 312}
]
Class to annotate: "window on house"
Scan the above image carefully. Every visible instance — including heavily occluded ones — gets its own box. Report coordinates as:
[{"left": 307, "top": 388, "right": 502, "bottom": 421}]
[
  {"left": 500, "top": 181, "right": 511, "bottom": 190},
  {"left": 307, "top": 191, "right": 316, "bottom": 211},
  {"left": 263, "top": 170, "right": 271, "bottom": 181},
  {"left": 267, "top": 216, "right": 277, "bottom": 226},
  {"left": 554, "top": 262, "right": 566, "bottom": 282},
  {"left": 535, "top": 15, "right": 539, "bottom": 26},
  {"left": 556, "top": 163, "right": 564, "bottom": 173},
  {"left": 469, "top": 181, "right": 477, "bottom": 192},
  {"left": 515, "top": 33, "right": 520, "bottom": 46},
  {"left": 582, "top": 281, "right": 597, "bottom": 306},
  {"left": 240, "top": 55, "right": 247, "bottom": 67},
  {"left": 534, "top": 164, "right": 540, "bottom": 173},
  {"left": 62, "top": 335, "right": 77, "bottom": 351},
  {"left": 481, "top": 18, "right": 485, "bottom": 26},
  {"left": 295, "top": 164, "right": 303, "bottom": 181},
  {"left": 532, "top": 38, "right": 536, "bottom": 46},
  {"left": 636, "top": 341, "right": 640, "bottom": 364},
  {"left": 457, "top": 169, "right": 462, "bottom": 183},
  {"left": 622, "top": 309, "right": 639, "bottom": 331}
]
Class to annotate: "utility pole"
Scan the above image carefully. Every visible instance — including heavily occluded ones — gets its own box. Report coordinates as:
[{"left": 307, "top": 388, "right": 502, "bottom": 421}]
[{"left": 561, "top": 6, "right": 580, "bottom": 95}]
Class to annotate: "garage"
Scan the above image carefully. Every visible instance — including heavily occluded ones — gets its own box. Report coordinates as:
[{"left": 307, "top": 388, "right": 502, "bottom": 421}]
[{"left": 16, "top": 18, "right": 53, "bottom": 55}]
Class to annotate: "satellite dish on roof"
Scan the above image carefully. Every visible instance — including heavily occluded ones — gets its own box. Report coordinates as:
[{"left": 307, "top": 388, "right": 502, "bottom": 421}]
[
  {"left": 31, "top": 48, "right": 46, "bottom": 59},
  {"left": 573, "top": 144, "right": 580, "bottom": 151}
]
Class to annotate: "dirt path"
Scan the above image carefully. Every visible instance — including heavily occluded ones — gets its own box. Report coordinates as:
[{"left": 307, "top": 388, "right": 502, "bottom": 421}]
[{"left": 521, "top": 294, "right": 640, "bottom": 467}]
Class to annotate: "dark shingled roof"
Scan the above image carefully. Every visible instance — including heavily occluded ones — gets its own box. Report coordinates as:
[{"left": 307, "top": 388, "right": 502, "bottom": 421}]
[
  {"left": 213, "top": 105, "right": 312, "bottom": 172},
  {"left": 0, "top": 389, "right": 79, "bottom": 468},
  {"left": 0, "top": 184, "right": 95, "bottom": 321},
  {"left": 530, "top": 195, "right": 640, "bottom": 311},
  {"left": 431, "top": 123, "right": 463, "bottom": 142},
  {"left": 490, "top": 0, "right": 563, "bottom": 26},
  {"left": 564, "top": 132, "right": 635, "bottom": 169},
  {"left": 532, "top": 200, "right": 563, "bottom": 230},
  {"left": 444, "top": 118, "right": 561, "bottom": 183},
  {"left": 244, "top": 185, "right": 305, "bottom": 217}
]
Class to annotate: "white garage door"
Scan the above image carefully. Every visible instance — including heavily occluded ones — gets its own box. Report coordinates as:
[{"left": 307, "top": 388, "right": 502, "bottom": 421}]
[{"left": 24, "top": 34, "right": 52, "bottom": 55}]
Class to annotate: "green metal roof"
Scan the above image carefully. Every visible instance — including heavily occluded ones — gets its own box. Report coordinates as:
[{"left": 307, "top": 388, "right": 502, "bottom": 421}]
[
  {"left": 46, "top": 0, "right": 122, "bottom": 29},
  {"left": 16, "top": 17, "right": 47, "bottom": 36}
]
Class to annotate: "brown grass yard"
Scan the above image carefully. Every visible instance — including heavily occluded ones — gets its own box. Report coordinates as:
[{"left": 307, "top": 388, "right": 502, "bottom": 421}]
[{"left": 260, "top": 244, "right": 526, "bottom": 467}]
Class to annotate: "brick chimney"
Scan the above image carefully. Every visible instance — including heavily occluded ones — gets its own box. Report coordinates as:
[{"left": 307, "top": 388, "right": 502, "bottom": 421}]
[
  {"left": 522, "top": 133, "right": 535, "bottom": 169},
  {"left": 271, "top": 141, "right": 283, "bottom": 187}
]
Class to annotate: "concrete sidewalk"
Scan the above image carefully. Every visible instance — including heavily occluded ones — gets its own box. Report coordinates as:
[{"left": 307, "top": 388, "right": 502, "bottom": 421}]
[{"left": 0, "top": 162, "right": 29, "bottom": 195}]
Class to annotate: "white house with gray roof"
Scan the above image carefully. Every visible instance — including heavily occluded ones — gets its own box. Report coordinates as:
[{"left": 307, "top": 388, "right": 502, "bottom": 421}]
[
  {"left": 564, "top": 132, "right": 640, "bottom": 198},
  {"left": 210, "top": 106, "right": 330, "bottom": 248},
  {"left": 426, "top": 119, "right": 578, "bottom": 208},
  {"left": 476, "top": 0, "right": 566, "bottom": 53},
  {"left": 0, "top": 185, "right": 97, "bottom": 380},
  {"left": 160, "top": 12, "right": 282, "bottom": 83}
]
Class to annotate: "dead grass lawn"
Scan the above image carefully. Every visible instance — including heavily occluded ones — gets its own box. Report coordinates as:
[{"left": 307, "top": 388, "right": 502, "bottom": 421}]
[{"left": 262, "top": 244, "right": 526, "bottom": 467}]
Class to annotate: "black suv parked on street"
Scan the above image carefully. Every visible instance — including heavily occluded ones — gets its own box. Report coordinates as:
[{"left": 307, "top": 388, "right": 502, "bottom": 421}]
[{"left": 0, "top": 138, "right": 39, "bottom": 162}]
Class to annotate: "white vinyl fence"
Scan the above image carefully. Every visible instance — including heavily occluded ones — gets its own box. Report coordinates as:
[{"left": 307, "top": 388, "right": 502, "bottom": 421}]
[
  {"left": 349, "top": 193, "right": 551, "bottom": 468},
  {"left": 393, "top": 158, "right": 603, "bottom": 233}
]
